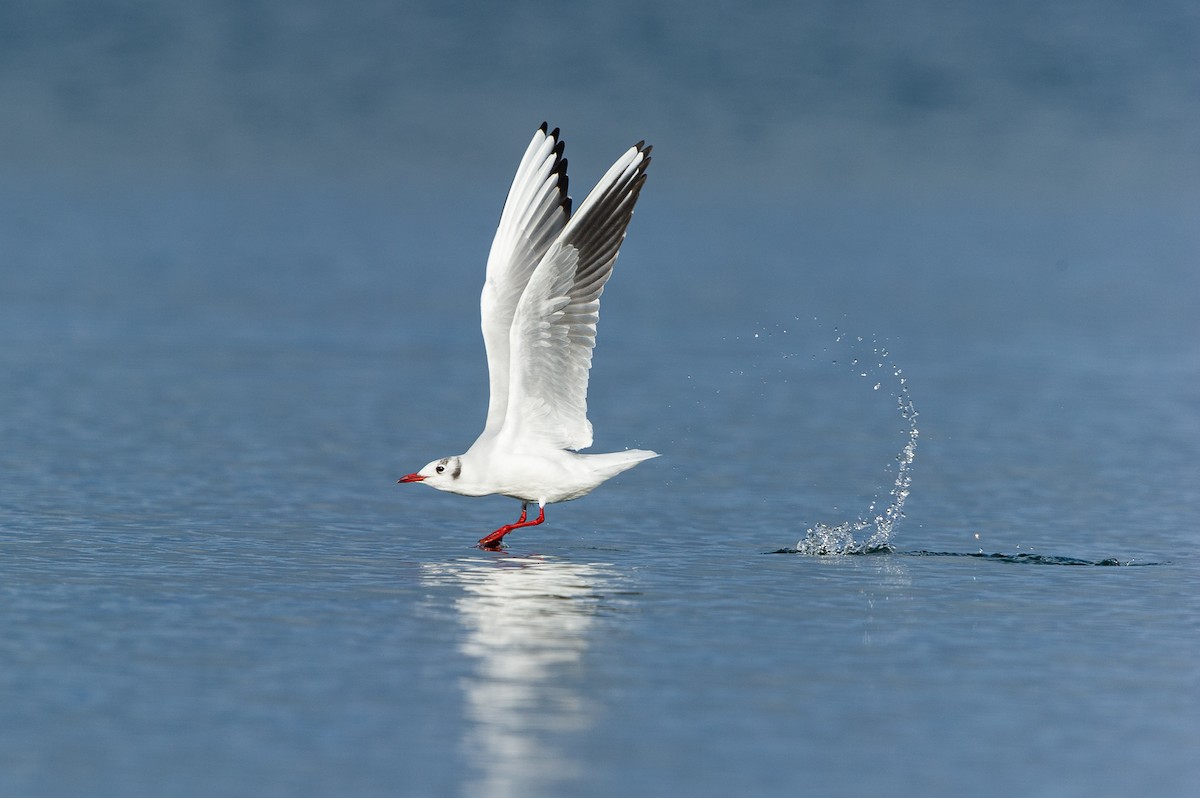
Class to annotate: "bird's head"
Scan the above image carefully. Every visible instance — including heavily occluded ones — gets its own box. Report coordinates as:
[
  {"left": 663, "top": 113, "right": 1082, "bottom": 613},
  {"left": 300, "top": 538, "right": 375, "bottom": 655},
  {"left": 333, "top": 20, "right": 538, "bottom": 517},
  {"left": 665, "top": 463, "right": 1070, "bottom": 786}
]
[{"left": 398, "top": 456, "right": 463, "bottom": 492}]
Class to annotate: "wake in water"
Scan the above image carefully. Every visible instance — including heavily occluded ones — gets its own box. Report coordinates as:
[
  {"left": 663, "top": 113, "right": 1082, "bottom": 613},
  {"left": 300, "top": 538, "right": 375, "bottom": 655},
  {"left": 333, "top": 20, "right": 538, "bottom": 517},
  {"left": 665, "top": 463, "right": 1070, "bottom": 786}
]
[
  {"left": 767, "top": 548, "right": 1152, "bottom": 565},
  {"left": 902, "top": 551, "right": 1152, "bottom": 566},
  {"left": 793, "top": 326, "right": 919, "bottom": 555}
]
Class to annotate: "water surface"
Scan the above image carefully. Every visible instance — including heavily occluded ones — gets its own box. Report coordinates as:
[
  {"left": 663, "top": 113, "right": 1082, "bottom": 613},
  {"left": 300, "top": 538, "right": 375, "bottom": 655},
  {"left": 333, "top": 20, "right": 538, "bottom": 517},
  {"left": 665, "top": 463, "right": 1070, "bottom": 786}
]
[{"left": 3, "top": 2, "right": 1199, "bottom": 796}]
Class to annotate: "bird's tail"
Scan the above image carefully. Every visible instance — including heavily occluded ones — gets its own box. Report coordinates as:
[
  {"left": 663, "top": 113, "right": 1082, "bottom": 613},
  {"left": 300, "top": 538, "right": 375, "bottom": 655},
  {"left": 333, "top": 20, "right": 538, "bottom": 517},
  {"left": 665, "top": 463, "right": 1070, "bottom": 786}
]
[{"left": 584, "top": 449, "right": 660, "bottom": 481}]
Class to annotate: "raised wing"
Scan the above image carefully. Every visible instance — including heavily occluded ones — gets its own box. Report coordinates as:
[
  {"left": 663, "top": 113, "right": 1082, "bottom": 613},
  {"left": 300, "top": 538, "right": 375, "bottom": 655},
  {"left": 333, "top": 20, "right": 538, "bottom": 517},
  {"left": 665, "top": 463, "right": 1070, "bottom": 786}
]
[
  {"left": 478, "top": 124, "right": 572, "bottom": 441},
  {"left": 502, "top": 141, "right": 652, "bottom": 450}
]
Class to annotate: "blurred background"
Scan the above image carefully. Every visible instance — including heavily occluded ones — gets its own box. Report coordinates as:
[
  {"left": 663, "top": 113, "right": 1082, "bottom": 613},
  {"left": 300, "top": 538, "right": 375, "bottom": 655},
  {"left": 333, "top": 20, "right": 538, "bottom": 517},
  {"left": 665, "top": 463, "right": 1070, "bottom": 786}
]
[
  {"left": 3, "top": 0, "right": 1197, "bottom": 196},
  {"left": 3, "top": 0, "right": 1196, "bottom": 346},
  {"left": 3, "top": 4, "right": 1199, "bottom": 797}
]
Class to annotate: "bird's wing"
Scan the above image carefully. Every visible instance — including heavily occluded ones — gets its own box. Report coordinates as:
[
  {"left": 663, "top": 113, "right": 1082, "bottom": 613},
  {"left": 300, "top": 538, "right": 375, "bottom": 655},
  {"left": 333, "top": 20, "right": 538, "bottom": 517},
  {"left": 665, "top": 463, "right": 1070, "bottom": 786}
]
[
  {"left": 477, "top": 124, "right": 572, "bottom": 442},
  {"left": 502, "top": 140, "right": 652, "bottom": 450}
]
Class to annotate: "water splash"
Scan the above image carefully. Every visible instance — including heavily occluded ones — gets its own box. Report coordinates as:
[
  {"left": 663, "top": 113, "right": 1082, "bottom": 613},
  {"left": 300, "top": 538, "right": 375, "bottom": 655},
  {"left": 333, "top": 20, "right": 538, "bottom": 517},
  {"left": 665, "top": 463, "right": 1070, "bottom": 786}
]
[{"left": 794, "top": 328, "right": 919, "bottom": 555}]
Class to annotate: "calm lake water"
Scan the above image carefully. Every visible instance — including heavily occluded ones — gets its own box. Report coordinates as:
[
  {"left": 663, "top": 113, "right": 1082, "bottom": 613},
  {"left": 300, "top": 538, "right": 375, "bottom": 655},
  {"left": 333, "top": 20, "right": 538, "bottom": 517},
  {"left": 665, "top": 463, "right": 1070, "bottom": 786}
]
[
  {"left": 3, "top": 184, "right": 1197, "bottom": 798},
  {"left": 3, "top": 2, "right": 1199, "bottom": 797}
]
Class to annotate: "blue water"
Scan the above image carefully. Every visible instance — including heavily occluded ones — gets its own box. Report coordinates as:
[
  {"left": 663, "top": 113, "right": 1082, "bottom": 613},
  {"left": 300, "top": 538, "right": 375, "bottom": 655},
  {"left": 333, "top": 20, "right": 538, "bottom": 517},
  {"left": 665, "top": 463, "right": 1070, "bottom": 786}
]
[{"left": 3, "top": 3, "right": 1199, "bottom": 797}]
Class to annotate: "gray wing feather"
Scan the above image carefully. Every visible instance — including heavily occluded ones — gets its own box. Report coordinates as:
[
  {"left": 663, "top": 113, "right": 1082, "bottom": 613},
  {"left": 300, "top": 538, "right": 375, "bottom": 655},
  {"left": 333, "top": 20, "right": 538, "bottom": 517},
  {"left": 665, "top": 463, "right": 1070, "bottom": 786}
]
[
  {"left": 477, "top": 124, "right": 571, "bottom": 443},
  {"left": 503, "top": 141, "right": 652, "bottom": 450}
]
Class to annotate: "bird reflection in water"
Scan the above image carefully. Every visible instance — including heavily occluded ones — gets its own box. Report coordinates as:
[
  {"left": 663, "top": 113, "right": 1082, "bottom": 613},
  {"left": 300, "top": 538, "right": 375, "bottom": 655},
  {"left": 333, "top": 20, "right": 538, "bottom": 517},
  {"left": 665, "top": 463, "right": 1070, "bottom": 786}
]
[{"left": 421, "top": 555, "right": 617, "bottom": 797}]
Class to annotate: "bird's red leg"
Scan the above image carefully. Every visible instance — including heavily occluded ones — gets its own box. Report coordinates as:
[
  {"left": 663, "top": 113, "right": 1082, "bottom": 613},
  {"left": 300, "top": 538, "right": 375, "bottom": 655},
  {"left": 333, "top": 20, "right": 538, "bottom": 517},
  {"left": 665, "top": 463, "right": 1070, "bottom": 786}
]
[{"left": 478, "top": 503, "right": 545, "bottom": 549}]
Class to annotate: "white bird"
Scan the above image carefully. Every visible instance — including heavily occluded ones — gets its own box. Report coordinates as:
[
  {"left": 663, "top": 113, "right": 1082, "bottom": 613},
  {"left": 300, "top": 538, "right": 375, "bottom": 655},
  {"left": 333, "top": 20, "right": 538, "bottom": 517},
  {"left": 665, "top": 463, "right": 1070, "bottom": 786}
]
[{"left": 399, "top": 123, "right": 659, "bottom": 548}]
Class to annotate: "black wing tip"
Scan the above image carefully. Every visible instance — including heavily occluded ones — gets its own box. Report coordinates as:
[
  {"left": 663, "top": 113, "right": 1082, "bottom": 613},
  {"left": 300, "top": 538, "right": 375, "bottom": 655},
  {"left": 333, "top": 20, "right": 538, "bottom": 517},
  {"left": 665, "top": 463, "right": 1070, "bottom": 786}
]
[
  {"left": 539, "top": 122, "right": 565, "bottom": 148},
  {"left": 557, "top": 158, "right": 572, "bottom": 216},
  {"left": 552, "top": 142, "right": 572, "bottom": 216},
  {"left": 634, "top": 142, "right": 653, "bottom": 175}
]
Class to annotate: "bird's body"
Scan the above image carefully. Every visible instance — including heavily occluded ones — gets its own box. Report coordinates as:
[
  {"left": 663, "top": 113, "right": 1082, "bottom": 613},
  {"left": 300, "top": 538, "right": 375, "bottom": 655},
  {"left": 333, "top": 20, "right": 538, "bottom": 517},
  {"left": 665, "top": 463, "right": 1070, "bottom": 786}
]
[{"left": 399, "top": 123, "right": 657, "bottom": 548}]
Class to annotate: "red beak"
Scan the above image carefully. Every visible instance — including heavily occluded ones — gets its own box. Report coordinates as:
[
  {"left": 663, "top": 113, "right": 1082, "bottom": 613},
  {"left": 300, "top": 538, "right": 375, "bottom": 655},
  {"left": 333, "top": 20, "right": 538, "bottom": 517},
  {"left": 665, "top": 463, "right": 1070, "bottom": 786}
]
[{"left": 397, "top": 473, "right": 426, "bottom": 483}]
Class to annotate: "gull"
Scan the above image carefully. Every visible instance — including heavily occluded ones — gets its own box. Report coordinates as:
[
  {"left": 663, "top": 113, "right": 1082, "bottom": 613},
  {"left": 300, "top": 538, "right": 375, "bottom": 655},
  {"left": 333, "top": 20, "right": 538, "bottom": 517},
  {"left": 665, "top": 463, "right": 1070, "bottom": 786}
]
[{"left": 399, "top": 123, "right": 659, "bottom": 548}]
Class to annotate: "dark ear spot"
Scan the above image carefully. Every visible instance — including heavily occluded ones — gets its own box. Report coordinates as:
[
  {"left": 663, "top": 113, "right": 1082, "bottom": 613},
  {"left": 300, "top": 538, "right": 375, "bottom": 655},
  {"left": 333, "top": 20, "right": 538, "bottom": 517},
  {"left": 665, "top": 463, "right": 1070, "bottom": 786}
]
[{"left": 452, "top": 457, "right": 462, "bottom": 479}]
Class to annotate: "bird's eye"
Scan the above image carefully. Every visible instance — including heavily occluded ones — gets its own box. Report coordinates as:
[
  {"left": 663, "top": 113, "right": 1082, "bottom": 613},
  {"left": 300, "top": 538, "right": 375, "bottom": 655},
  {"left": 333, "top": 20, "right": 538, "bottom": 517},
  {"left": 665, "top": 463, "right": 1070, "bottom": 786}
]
[{"left": 435, "top": 465, "right": 445, "bottom": 474}]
